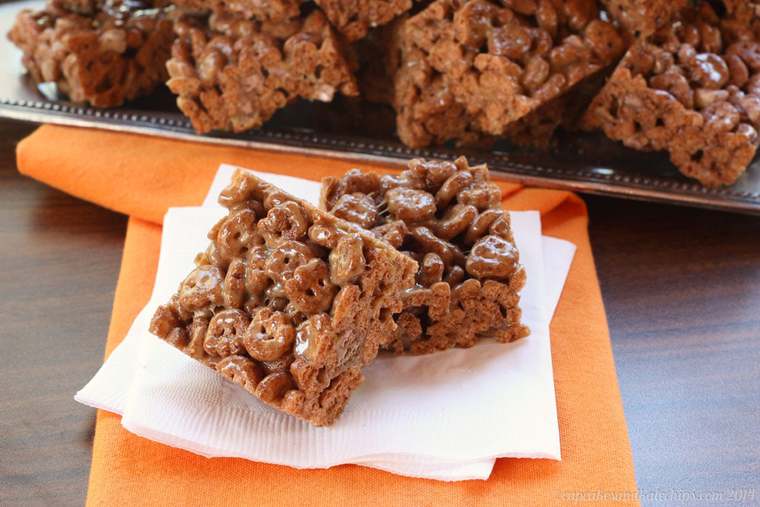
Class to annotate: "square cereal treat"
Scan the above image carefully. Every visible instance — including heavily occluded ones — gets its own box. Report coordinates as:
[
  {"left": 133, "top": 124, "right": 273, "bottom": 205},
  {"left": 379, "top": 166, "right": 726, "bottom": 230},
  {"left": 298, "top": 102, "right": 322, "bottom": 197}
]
[
  {"left": 168, "top": 0, "right": 301, "bottom": 23},
  {"left": 581, "top": 3, "right": 760, "bottom": 186},
  {"left": 390, "top": 0, "right": 627, "bottom": 147},
  {"left": 8, "top": 0, "right": 174, "bottom": 107},
  {"left": 600, "top": 0, "right": 687, "bottom": 37},
  {"left": 166, "top": 9, "right": 359, "bottom": 133},
  {"left": 149, "top": 170, "right": 417, "bottom": 426},
  {"left": 315, "top": 0, "right": 413, "bottom": 41},
  {"left": 320, "top": 157, "right": 529, "bottom": 354}
]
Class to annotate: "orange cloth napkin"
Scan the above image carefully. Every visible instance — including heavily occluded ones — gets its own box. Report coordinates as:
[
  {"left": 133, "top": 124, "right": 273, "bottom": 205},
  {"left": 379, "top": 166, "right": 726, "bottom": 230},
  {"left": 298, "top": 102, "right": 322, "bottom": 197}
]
[{"left": 17, "top": 125, "right": 638, "bottom": 506}]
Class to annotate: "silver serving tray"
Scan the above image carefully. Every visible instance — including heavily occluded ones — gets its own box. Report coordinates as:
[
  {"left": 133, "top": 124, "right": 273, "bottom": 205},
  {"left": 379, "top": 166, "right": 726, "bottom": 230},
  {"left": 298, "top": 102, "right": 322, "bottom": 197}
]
[{"left": 3, "top": 0, "right": 760, "bottom": 214}]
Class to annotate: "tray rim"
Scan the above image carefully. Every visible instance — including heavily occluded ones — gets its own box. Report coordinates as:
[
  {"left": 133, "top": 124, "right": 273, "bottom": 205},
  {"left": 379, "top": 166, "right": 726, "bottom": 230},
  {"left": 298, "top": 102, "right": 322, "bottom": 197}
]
[{"left": 3, "top": 97, "right": 759, "bottom": 216}]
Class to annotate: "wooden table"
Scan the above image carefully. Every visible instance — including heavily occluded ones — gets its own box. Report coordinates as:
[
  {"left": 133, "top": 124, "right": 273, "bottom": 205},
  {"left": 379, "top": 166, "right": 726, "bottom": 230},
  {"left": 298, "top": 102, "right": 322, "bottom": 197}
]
[{"left": 1, "top": 119, "right": 758, "bottom": 506}]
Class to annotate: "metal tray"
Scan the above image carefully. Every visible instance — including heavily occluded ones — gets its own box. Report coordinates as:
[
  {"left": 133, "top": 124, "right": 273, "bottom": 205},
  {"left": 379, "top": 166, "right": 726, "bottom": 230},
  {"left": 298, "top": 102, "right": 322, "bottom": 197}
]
[{"left": 3, "top": 0, "right": 760, "bottom": 214}]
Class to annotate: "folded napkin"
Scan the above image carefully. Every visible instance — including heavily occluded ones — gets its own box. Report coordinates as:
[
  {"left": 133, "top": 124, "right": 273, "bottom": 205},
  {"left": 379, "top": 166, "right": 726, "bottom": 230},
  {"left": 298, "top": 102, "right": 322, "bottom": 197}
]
[
  {"left": 75, "top": 167, "right": 577, "bottom": 481},
  {"left": 76, "top": 207, "right": 565, "bottom": 481},
  {"left": 17, "top": 126, "right": 638, "bottom": 506}
]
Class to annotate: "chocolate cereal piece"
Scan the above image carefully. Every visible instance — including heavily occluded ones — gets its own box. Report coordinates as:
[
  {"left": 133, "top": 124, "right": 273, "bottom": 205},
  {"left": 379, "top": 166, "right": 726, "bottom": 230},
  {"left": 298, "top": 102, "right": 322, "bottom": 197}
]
[
  {"left": 582, "top": 3, "right": 760, "bottom": 186},
  {"left": 149, "top": 170, "right": 417, "bottom": 426},
  {"left": 315, "top": 0, "right": 413, "bottom": 41},
  {"left": 390, "top": 0, "right": 627, "bottom": 148},
  {"left": 321, "top": 157, "right": 529, "bottom": 354},
  {"left": 166, "top": 9, "right": 359, "bottom": 133},
  {"left": 8, "top": 0, "right": 174, "bottom": 107}
]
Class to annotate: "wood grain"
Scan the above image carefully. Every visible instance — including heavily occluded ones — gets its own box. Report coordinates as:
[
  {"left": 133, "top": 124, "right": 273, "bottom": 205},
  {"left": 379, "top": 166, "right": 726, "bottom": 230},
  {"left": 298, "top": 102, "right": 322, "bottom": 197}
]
[
  {"left": 586, "top": 196, "right": 760, "bottom": 503},
  {"left": 0, "top": 118, "right": 758, "bottom": 506},
  {"left": 0, "top": 120, "right": 127, "bottom": 506}
]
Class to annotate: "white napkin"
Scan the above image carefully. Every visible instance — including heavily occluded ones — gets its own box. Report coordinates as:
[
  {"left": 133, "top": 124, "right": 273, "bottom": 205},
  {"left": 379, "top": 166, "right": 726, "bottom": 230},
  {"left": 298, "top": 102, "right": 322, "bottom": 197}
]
[{"left": 76, "top": 167, "right": 576, "bottom": 481}]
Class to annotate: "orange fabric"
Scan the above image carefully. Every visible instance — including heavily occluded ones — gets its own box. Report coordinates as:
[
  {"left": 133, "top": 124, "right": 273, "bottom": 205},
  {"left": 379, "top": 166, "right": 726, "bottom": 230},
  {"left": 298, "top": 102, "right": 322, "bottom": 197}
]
[{"left": 17, "top": 125, "right": 638, "bottom": 506}]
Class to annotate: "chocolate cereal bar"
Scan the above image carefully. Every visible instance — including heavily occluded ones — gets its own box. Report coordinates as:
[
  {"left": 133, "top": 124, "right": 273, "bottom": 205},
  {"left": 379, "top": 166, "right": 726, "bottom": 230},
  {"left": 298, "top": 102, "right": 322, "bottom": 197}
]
[
  {"left": 149, "top": 170, "right": 417, "bottom": 426},
  {"left": 166, "top": 9, "right": 359, "bottom": 133},
  {"left": 582, "top": 3, "right": 760, "bottom": 186},
  {"left": 321, "top": 157, "right": 529, "bottom": 354},
  {"left": 8, "top": 0, "right": 174, "bottom": 108},
  {"left": 390, "top": 0, "right": 627, "bottom": 147}
]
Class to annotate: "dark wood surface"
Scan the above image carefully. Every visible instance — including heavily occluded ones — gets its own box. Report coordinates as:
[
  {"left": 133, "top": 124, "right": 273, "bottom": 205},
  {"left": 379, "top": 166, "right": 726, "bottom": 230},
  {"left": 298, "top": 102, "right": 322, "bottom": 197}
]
[{"left": 0, "top": 119, "right": 758, "bottom": 507}]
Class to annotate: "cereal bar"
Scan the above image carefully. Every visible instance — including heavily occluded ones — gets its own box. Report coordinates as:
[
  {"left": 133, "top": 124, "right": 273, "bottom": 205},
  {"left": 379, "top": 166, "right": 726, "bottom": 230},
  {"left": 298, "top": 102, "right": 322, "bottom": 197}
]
[
  {"left": 166, "top": 9, "right": 359, "bottom": 133},
  {"left": 8, "top": 0, "right": 174, "bottom": 108},
  {"left": 149, "top": 170, "right": 417, "bottom": 426},
  {"left": 315, "top": 0, "right": 413, "bottom": 41},
  {"left": 390, "top": 0, "right": 627, "bottom": 148},
  {"left": 321, "top": 157, "right": 528, "bottom": 354},
  {"left": 581, "top": 3, "right": 760, "bottom": 186}
]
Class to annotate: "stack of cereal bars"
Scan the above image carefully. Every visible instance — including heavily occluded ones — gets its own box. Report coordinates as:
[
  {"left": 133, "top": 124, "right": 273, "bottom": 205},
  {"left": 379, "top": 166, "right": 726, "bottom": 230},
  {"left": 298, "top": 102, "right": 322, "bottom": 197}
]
[
  {"left": 149, "top": 157, "right": 529, "bottom": 425},
  {"left": 9, "top": 1, "right": 760, "bottom": 185}
]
